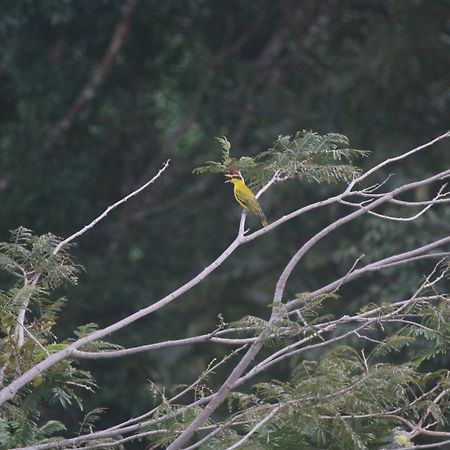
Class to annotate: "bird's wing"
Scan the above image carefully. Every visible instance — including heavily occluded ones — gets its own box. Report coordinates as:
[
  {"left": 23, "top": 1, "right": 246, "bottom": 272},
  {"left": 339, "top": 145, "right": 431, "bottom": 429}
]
[
  {"left": 234, "top": 188, "right": 251, "bottom": 210},
  {"left": 246, "top": 196, "right": 263, "bottom": 213},
  {"left": 237, "top": 189, "right": 262, "bottom": 213}
]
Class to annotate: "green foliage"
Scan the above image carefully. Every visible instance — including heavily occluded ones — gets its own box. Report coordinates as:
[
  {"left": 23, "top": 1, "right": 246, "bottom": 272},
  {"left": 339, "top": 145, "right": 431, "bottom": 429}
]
[
  {"left": 146, "top": 405, "right": 210, "bottom": 449},
  {"left": 294, "top": 291, "right": 339, "bottom": 323},
  {"left": 1, "top": 227, "right": 448, "bottom": 449},
  {"left": 78, "top": 407, "right": 108, "bottom": 436},
  {"left": 217, "top": 344, "right": 449, "bottom": 450},
  {"left": 0, "top": 228, "right": 81, "bottom": 378},
  {"left": 370, "top": 334, "right": 416, "bottom": 358},
  {"left": 254, "top": 131, "right": 369, "bottom": 186},
  {"left": 73, "top": 323, "right": 124, "bottom": 353},
  {"left": 0, "top": 408, "right": 66, "bottom": 449},
  {"left": 194, "top": 131, "right": 368, "bottom": 189},
  {"left": 0, "top": 229, "right": 101, "bottom": 448},
  {"left": 405, "top": 299, "right": 450, "bottom": 366},
  {"left": 230, "top": 315, "right": 269, "bottom": 335},
  {"left": 0, "top": 227, "right": 79, "bottom": 289},
  {"left": 41, "top": 364, "right": 96, "bottom": 410},
  {"left": 192, "top": 135, "right": 250, "bottom": 175},
  {"left": 195, "top": 289, "right": 450, "bottom": 450},
  {"left": 362, "top": 297, "right": 450, "bottom": 367}
]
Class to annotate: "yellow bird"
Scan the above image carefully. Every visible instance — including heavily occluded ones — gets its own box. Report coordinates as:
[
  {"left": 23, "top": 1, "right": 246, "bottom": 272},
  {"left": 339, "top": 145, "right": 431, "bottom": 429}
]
[{"left": 226, "top": 175, "right": 268, "bottom": 227}]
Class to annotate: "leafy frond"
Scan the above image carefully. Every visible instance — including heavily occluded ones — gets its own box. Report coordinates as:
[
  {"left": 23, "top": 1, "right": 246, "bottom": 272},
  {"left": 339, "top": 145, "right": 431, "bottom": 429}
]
[
  {"left": 0, "top": 230, "right": 108, "bottom": 448},
  {"left": 74, "top": 322, "right": 100, "bottom": 338},
  {"left": 35, "top": 420, "right": 66, "bottom": 442},
  {"left": 78, "top": 407, "right": 108, "bottom": 436},
  {"left": 71, "top": 323, "right": 122, "bottom": 352},
  {"left": 40, "top": 364, "right": 97, "bottom": 410},
  {"left": 0, "top": 410, "right": 66, "bottom": 448},
  {"left": 39, "top": 296, "right": 67, "bottom": 326},
  {"left": 193, "top": 131, "right": 368, "bottom": 192},
  {"left": 371, "top": 334, "right": 416, "bottom": 359},
  {"left": 1, "top": 285, "right": 48, "bottom": 311},
  {"left": 216, "top": 135, "right": 231, "bottom": 152},
  {"left": 192, "top": 135, "right": 234, "bottom": 175},
  {"left": 212, "top": 342, "right": 448, "bottom": 450},
  {"left": 250, "top": 131, "right": 368, "bottom": 188},
  {"left": 230, "top": 315, "right": 268, "bottom": 335}
]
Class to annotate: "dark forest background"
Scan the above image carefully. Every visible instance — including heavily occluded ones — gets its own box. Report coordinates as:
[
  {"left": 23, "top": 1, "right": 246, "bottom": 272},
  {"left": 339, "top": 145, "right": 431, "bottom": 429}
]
[{"left": 0, "top": 0, "right": 449, "bottom": 444}]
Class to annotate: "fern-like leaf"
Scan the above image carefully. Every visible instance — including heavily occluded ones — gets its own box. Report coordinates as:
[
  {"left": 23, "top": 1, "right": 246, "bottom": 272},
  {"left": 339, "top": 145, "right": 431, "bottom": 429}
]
[
  {"left": 78, "top": 407, "right": 108, "bottom": 436},
  {"left": 193, "top": 131, "right": 368, "bottom": 192}
]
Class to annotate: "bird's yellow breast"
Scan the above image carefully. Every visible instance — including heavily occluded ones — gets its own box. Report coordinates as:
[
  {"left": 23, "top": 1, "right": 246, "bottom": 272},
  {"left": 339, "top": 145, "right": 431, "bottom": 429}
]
[
  {"left": 231, "top": 179, "right": 255, "bottom": 210},
  {"left": 227, "top": 176, "right": 268, "bottom": 227}
]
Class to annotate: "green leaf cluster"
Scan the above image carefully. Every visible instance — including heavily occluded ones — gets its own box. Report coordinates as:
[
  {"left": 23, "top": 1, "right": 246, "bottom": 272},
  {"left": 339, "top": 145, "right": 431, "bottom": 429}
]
[
  {"left": 0, "top": 228, "right": 104, "bottom": 448},
  {"left": 182, "top": 293, "right": 450, "bottom": 450},
  {"left": 216, "top": 345, "right": 449, "bottom": 450},
  {"left": 0, "top": 407, "right": 66, "bottom": 449},
  {"left": 194, "top": 131, "right": 369, "bottom": 190}
]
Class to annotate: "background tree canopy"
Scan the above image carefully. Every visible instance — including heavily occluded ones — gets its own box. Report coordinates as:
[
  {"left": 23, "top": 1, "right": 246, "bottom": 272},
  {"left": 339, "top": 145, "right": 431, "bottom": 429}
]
[{"left": 0, "top": 0, "right": 449, "bottom": 448}]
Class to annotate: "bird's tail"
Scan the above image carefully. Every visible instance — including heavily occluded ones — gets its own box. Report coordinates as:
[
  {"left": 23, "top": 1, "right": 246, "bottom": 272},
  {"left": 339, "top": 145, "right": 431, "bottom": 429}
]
[{"left": 258, "top": 210, "right": 268, "bottom": 227}]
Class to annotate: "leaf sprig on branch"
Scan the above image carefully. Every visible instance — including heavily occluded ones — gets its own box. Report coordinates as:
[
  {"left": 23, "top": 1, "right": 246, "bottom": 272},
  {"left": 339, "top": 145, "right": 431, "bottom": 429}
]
[{"left": 193, "top": 131, "right": 369, "bottom": 189}]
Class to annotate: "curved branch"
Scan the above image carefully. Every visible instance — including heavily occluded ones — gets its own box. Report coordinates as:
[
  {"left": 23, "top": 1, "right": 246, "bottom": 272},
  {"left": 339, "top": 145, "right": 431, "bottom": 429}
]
[
  {"left": 14, "top": 159, "right": 169, "bottom": 355},
  {"left": 345, "top": 131, "right": 450, "bottom": 192},
  {"left": 72, "top": 334, "right": 254, "bottom": 360},
  {"left": 224, "top": 406, "right": 281, "bottom": 450},
  {"left": 53, "top": 159, "right": 170, "bottom": 254},
  {"left": 270, "top": 170, "right": 450, "bottom": 305},
  {"left": 341, "top": 183, "right": 448, "bottom": 222},
  {"left": 286, "top": 237, "right": 450, "bottom": 312}
]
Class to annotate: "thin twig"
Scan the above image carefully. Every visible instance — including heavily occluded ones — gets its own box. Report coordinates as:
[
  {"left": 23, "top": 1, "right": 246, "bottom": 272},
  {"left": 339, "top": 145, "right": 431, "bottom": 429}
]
[
  {"left": 72, "top": 333, "right": 254, "bottom": 360},
  {"left": 345, "top": 131, "right": 450, "bottom": 192},
  {"left": 106, "top": 344, "right": 249, "bottom": 433},
  {"left": 224, "top": 406, "right": 280, "bottom": 450},
  {"left": 343, "top": 183, "right": 448, "bottom": 222},
  {"left": 53, "top": 159, "right": 170, "bottom": 254}
]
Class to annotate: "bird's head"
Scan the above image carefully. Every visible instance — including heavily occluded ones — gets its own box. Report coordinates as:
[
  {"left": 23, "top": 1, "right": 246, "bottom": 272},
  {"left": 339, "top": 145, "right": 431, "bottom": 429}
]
[{"left": 225, "top": 174, "right": 242, "bottom": 185}]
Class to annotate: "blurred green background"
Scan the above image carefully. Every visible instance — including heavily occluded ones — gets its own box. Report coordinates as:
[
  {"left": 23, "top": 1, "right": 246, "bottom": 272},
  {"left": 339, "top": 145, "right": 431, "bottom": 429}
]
[{"left": 1, "top": 0, "right": 449, "bottom": 442}]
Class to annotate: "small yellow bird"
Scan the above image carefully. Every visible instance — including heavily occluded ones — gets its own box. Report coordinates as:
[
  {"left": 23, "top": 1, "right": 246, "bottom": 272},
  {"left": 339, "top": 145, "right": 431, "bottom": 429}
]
[{"left": 226, "top": 174, "right": 268, "bottom": 227}]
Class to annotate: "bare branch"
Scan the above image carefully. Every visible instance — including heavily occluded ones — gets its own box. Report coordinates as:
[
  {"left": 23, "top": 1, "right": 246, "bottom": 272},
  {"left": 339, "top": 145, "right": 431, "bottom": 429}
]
[
  {"left": 14, "top": 277, "right": 38, "bottom": 348},
  {"left": 286, "top": 235, "right": 450, "bottom": 312},
  {"left": 224, "top": 406, "right": 280, "bottom": 450},
  {"left": 271, "top": 170, "right": 450, "bottom": 307},
  {"left": 342, "top": 183, "right": 448, "bottom": 222},
  {"left": 72, "top": 332, "right": 254, "bottom": 360},
  {"left": 181, "top": 427, "right": 224, "bottom": 450},
  {"left": 70, "top": 429, "right": 166, "bottom": 450},
  {"left": 345, "top": 131, "right": 450, "bottom": 192},
  {"left": 11, "top": 159, "right": 167, "bottom": 355},
  {"left": 256, "top": 170, "right": 280, "bottom": 199},
  {"left": 0, "top": 213, "right": 243, "bottom": 405},
  {"left": 105, "top": 345, "right": 249, "bottom": 434},
  {"left": 390, "top": 196, "right": 450, "bottom": 206},
  {"left": 16, "top": 322, "right": 49, "bottom": 356},
  {"left": 333, "top": 253, "right": 365, "bottom": 292},
  {"left": 53, "top": 159, "right": 170, "bottom": 254},
  {"left": 166, "top": 338, "right": 267, "bottom": 450}
]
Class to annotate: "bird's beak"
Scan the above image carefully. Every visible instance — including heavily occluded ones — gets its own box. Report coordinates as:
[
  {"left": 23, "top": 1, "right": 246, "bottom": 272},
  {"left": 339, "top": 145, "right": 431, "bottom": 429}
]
[{"left": 225, "top": 174, "right": 233, "bottom": 183}]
